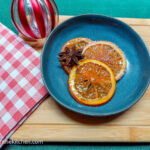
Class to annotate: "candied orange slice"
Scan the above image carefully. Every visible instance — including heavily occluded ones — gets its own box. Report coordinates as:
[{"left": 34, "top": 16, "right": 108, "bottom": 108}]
[
  {"left": 83, "top": 41, "right": 126, "bottom": 81},
  {"left": 60, "top": 37, "right": 92, "bottom": 74},
  {"left": 68, "top": 59, "right": 116, "bottom": 106}
]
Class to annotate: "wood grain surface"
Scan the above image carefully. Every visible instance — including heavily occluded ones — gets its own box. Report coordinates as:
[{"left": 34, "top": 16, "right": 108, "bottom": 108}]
[{"left": 12, "top": 15, "right": 150, "bottom": 142}]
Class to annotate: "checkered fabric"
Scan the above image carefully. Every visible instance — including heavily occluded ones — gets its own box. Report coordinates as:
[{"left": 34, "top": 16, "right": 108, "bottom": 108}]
[{"left": 0, "top": 23, "right": 48, "bottom": 147}]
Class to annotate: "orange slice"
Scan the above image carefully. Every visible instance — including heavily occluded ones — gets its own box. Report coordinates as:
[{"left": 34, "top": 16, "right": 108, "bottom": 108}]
[
  {"left": 68, "top": 59, "right": 116, "bottom": 106},
  {"left": 61, "top": 37, "right": 92, "bottom": 74},
  {"left": 82, "top": 41, "right": 126, "bottom": 81}
]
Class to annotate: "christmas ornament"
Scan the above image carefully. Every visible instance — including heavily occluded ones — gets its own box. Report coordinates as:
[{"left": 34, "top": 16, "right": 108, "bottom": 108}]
[{"left": 11, "top": 0, "right": 59, "bottom": 39}]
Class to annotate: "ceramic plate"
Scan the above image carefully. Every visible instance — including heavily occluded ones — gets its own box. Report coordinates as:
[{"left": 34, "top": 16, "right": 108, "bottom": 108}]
[{"left": 41, "top": 14, "right": 150, "bottom": 116}]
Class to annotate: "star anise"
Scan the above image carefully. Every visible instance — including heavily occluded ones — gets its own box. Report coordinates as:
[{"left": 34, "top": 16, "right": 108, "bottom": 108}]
[{"left": 58, "top": 46, "right": 85, "bottom": 67}]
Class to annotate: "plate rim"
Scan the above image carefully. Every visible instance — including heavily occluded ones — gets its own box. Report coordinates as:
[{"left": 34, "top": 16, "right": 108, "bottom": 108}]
[{"left": 41, "top": 14, "right": 150, "bottom": 116}]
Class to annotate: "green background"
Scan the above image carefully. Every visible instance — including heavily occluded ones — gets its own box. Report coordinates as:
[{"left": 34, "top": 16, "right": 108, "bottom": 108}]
[
  {"left": 0, "top": 0, "right": 150, "bottom": 149},
  {"left": 3, "top": 144, "right": 150, "bottom": 150},
  {"left": 0, "top": 0, "right": 150, "bottom": 33}
]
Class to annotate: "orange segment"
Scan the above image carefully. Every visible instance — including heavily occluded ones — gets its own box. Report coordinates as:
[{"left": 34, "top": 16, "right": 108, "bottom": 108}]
[
  {"left": 60, "top": 37, "right": 92, "bottom": 74},
  {"left": 68, "top": 59, "right": 116, "bottom": 106},
  {"left": 82, "top": 41, "right": 126, "bottom": 81}
]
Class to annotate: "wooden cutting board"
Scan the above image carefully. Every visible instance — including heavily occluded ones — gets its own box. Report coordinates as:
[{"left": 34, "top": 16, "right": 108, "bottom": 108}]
[{"left": 11, "top": 15, "right": 150, "bottom": 142}]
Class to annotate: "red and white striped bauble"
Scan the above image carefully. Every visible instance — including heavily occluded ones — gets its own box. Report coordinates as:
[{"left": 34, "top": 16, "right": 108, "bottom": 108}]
[{"left": 11, "top": 0, "right": 59, "bottom": 39}]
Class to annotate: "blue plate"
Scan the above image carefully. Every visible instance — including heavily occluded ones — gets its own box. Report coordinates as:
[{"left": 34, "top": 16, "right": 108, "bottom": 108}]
[{"left": 41, "top": 14, "right": 150, "bottom": 116}]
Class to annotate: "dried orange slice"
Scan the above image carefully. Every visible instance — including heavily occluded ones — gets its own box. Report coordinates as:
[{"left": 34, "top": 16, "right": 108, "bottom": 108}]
[
  {"left": 60, "top": 37, "right": 92, "bottom": 74},
  {"left": 68, "top": 59, "right": 116, "bottom": 106},
  {"left": 83, "top": 41, "right": 126, "bottom": 81}
]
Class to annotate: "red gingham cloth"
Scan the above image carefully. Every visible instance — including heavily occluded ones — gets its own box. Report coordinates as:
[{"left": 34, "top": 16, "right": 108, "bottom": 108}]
[{"left": 0, "top": 23, "right": 48, "bottom": 147}]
